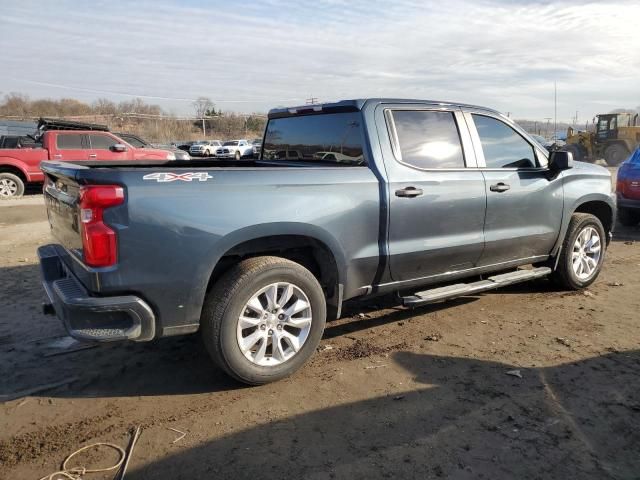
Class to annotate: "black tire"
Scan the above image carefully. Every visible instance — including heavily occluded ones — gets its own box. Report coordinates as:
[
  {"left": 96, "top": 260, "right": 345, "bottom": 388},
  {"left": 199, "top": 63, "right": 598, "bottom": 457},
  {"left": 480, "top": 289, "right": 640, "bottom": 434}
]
[
  {"left": 234, "top": 150, "right": 241, "bottom": 160},
  {"left": 201, "top": 256, "right": 327, "bottom": 385},
  {"left": 204, "top": 149, "right": 211, "bottom": 156},
  {"left": 604, "top": 143, "right": 629, "bottom": 167},
  {"left": 618, "top": 207, "right": 640, "bottom": 227},
  {"left": 551, "top": 213, "right": 606, "bottom": 290},
  {"left": 0, "top": 172, "right": 25, "bottom": 198},
  {"left": 563, "top": 144, "right": 584, "bottom": 162}
]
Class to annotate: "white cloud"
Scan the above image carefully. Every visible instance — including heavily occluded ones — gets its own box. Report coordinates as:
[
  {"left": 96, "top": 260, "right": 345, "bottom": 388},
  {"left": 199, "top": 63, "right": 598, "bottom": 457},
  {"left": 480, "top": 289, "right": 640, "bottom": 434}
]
[{"left": 0, "top": 0, "right": 638, "bottom": 120}]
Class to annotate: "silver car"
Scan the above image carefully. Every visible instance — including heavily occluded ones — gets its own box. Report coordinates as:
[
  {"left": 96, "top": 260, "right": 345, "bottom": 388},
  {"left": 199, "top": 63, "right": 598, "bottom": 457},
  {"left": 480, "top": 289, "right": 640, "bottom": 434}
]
[{"left": 190, "top": 140, "right": 222, "bottom": 157}]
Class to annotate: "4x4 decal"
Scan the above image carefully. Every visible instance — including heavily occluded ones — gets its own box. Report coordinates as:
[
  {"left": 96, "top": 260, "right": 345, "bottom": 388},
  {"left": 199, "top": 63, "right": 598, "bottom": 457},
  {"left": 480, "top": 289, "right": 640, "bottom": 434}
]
[{"left": 143, "top": 172, "right": 212, "bottom": 182}]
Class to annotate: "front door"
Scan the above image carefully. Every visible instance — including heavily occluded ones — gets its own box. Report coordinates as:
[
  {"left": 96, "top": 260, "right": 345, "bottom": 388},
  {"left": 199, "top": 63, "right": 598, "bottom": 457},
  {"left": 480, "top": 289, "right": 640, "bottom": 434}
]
[
  {"left": 467, "top": 112, "right": 564, "bottom": 266},
  {"left": 87, "top": 133, "right": 129, "bottom": 161},
  {"left": 377, "top": 105, "right": 487, "bottom": 282}
]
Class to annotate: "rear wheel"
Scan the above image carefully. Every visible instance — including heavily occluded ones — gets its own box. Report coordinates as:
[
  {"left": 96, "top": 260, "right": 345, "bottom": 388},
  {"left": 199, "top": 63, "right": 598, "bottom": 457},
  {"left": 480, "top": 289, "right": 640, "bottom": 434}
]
[
  {"left": 618, "top": 207, "right": 640, "bottom": 227},
  {"left": 604, "top": 143, "right": 629, "bottom": 167},
  {"left": 201, "top": 256, "right": 327, "bottom": 385},
  {"left": 0, "top": 172, "right": 25, "bottom": 198},
  {"left": 551, "top": 213, "right": 606, "bottom": 289}
]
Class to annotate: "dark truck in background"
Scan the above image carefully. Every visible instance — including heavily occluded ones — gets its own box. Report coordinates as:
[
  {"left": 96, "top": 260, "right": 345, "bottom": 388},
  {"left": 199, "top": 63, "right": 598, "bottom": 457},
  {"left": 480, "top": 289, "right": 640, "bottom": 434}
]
[{"left": 38, "top": 99, "right": 615, "bottom": 385}]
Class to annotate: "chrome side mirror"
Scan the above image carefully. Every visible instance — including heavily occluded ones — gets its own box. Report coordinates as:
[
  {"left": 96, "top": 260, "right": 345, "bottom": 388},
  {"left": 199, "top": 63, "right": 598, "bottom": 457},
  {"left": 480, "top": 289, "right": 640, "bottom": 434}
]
[{"left": 111, "top": 143, "right": 127, "bottom": 152}]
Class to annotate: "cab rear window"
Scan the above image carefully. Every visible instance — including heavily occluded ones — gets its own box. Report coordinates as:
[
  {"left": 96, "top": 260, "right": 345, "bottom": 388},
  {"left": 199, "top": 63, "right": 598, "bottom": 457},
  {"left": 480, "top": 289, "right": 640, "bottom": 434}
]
[{"left": 262, "top": 112, "right": 365, "bottom": 165}]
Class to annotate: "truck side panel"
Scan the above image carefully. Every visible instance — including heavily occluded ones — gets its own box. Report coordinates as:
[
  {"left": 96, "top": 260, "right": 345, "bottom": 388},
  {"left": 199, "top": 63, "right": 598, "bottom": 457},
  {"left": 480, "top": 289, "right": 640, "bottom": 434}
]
[{"left": 56, "top": 166, "right": 381, "bottom": 335}]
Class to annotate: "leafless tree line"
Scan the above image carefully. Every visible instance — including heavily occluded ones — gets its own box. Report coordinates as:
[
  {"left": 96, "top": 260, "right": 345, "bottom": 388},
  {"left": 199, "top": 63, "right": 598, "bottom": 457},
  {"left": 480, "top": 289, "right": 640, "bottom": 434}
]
[{"left": 0, "top": 93, "right": 266, "bottom": 143}]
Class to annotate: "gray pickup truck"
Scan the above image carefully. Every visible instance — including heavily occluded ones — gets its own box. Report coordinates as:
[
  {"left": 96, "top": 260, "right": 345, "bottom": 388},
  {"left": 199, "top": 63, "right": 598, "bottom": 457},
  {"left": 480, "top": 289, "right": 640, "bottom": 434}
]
[{"left": 38, "top": 98, "right": 615, "bottom": 384}]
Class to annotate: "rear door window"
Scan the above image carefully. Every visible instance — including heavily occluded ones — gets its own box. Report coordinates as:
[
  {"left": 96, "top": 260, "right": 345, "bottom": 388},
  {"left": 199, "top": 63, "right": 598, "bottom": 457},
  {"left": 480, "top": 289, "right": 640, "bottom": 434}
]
[
  {"left": 262, "top": 112, "right": 365, "bottom": 165},
  {"left": 56, "top": 134, "right": 85, "bottom": 149},
  {"left": 390, "top": 110, "right": 465, "bottom": 169},
  {"left": 472, "top": 114, "right": 537, "bottom": 168}
]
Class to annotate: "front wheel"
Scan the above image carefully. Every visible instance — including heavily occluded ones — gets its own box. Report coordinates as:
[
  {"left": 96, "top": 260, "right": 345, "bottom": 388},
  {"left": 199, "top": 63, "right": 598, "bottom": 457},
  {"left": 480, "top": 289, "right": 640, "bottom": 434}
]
[
  {"left": 551, "top": 213, "right": 606, "bottom": 289},
  {"left": 234, "top": 150, "right": 241, "bottom": 160},
  {"left": 0, "top": 172, "right": 25, "bottom": 198},
  {"left": 201, "top": 256, "right": 327, "bottom": 385}
]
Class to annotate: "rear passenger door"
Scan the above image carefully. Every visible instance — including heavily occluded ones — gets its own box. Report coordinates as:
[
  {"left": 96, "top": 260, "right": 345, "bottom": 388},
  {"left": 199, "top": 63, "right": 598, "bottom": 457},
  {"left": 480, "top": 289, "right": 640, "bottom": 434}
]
[
  {"left": 87, "top": 133, "right": 129, "bottom": 161},
  {"left": 377, "top": 105, "right": 487, "bottom": 282},
  {"left": 465, "top": 111, "right": 564, "bottom": 266},
  {"left": 52, "top": 133, "right": 90, "bottom": 161}
]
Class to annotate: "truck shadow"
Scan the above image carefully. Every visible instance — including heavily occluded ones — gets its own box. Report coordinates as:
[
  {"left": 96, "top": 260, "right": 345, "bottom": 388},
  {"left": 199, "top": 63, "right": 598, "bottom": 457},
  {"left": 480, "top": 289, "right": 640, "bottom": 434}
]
[
  {"left": 612, "top": 223, "right": 640, "bottom": 242},
  {"left": 0, "top": 286, "right": 479, "bottom": 399},
  {"left": 0, "top": 263, "right": 603, "bottom": 400},
  {"left": 127, "top": 349, "right": 640, "bottom": 479}
]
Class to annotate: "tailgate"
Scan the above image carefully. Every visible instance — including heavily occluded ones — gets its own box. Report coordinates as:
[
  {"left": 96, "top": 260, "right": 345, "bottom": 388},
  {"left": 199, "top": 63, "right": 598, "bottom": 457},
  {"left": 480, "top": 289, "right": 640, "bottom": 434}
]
[{"left": 43, "top": 166, "right": 83, "bottom": 254}]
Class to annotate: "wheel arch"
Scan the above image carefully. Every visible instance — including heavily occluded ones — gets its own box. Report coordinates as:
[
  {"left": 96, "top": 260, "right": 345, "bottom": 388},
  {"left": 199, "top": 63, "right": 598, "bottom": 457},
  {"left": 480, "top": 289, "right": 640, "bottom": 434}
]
[
  {"left": 192, "top": 225, "right": 348, "bottom": 324},
  {"left": 573, "top": 200, "right": 614, "bottom": 243},
  {"left": 0, "top": 159, "right": 29, "bottom": 183},
  {"left": 551, "top": 195, "right": 614, "bottom": 261}
]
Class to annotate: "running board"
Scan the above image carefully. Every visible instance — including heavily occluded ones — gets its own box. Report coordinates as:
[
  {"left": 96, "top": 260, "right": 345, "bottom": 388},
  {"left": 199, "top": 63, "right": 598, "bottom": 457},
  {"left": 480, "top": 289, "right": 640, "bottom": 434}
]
[{"left": 402, "top": 267, "right": 551, "bottom": 307}]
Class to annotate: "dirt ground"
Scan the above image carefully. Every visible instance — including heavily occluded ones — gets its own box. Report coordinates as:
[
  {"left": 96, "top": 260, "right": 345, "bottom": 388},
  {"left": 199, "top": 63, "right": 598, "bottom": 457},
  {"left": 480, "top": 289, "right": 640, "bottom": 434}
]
[{"left": 0, "top": 185, "right": 639, "bottom": 479}]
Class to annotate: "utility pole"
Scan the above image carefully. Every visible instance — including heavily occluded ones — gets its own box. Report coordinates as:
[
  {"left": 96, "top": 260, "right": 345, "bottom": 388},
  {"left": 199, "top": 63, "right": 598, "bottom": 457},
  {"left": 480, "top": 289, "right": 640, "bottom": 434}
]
[
  {"left": 306, "top": 95, "right": 318, "bottom": 105},
  {"left": 202, "top": 118, "right": 206, "bottom": 137},
  {"left": 554, "top": 82, "right": 557, "bottom": 141},
  {"left": 544, "top": 118, "right": 552, "bottom": 138}
]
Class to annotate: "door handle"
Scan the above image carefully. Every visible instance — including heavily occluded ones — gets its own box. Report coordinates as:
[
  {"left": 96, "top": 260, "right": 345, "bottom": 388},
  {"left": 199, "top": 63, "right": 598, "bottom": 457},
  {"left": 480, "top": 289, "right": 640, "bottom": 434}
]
[
  {"left": 489, "top": 182, "right": 510, "bottom": 193},
  {"left": 89, "top": 154, "right": 97, "bottom": 159},
  {"left": 395, "top": 186, "right": 423, "bottom": 198}
]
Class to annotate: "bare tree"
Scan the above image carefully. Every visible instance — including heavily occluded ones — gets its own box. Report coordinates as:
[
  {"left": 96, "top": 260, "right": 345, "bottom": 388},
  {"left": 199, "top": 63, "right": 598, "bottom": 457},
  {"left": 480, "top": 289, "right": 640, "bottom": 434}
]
[{"left": 193, "top": 96, "right": 214, "bottom": 118}]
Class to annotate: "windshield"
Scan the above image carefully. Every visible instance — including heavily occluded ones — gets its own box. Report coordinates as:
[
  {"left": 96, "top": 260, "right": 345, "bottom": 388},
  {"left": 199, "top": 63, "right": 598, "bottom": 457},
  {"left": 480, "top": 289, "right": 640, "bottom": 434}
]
[
  {"left": 261, "top": 112, "right": 365, "bottom": 165},
  {"left": 223, "top": 141, "right": 239, "bottom": 146}
]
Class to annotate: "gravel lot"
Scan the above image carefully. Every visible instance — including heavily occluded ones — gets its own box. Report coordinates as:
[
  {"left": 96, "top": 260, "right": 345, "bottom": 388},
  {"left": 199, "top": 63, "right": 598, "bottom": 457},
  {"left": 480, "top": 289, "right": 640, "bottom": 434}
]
[{"left": 0, "top": 186, "right": 639, "bottom": 479}]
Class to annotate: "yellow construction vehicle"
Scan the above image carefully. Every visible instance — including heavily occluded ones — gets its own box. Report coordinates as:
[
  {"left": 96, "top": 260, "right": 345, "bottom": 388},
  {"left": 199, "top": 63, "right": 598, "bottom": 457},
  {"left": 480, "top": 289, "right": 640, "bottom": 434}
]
[{"left": 563, "top": 112, "right": 640, "bottom": 166}]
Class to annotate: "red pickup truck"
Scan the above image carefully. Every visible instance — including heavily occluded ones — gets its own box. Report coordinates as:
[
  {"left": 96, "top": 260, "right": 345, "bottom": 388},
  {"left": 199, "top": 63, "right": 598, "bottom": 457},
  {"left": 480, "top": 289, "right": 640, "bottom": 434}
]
[{"left": 0, "top": 128, "right": 176, "bottom": 197}]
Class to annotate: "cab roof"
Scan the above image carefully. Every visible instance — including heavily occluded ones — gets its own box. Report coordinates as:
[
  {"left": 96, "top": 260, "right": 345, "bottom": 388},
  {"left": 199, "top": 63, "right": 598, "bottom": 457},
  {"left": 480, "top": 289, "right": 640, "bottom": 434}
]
[{"left": 267, "top": 98, "right": 501, "bottom": 119}]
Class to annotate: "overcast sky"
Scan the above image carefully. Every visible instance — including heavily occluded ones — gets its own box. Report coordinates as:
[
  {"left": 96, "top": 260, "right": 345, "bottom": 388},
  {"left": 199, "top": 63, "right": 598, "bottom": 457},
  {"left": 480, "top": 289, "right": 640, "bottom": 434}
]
[{"left": 1, "top": 0, "right": 639, "bottom": 121}]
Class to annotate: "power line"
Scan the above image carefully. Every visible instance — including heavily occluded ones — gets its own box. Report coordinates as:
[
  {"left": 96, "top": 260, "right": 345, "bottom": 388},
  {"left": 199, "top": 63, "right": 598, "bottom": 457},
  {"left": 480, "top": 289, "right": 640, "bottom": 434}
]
[{"left": 6, "top": 76, "right": 303, "bottom": 104}]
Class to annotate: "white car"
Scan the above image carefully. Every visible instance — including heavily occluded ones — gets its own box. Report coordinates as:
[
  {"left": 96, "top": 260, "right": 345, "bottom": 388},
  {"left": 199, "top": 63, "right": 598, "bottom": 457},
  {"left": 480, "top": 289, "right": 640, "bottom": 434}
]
[
  {"left": 189, "top": 140, "right": 222, "bottom": 157},
  {"left": 214, "top": 140, "right": 254, "bottom": 160}
]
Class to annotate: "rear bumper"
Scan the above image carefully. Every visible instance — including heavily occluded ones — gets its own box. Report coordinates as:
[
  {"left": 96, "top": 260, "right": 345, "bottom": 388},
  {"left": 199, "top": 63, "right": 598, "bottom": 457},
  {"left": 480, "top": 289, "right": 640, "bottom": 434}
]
[
  {"left": 617, "top": 194, "right": 640, "bottom": 210},
  {"left": 38, "top": 244, "right": 156, "bottom": 342}
]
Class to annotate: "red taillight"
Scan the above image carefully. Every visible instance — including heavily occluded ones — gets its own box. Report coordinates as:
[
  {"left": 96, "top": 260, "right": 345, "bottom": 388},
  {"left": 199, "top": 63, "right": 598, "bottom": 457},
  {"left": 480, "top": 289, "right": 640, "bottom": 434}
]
[
  {"left": 617, "top": 179, "right": 625, "bottom": 196},
  {"left": 79, "top": 185, "right": 124, "bottom": 267}
]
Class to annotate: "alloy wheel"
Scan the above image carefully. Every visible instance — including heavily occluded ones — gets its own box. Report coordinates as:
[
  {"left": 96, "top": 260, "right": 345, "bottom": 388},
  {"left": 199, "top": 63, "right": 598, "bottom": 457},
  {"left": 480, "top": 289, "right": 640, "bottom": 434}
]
[
  {"left": 236, "top": 282, "right": 313, "bottom": 366},
  {"left": 0, "top": 178, "right": 18, "bottom": 197},
  {"left": 571, "top": 226, "right": 601, "bottom": 280}
]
